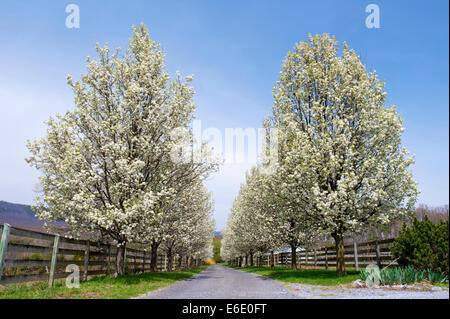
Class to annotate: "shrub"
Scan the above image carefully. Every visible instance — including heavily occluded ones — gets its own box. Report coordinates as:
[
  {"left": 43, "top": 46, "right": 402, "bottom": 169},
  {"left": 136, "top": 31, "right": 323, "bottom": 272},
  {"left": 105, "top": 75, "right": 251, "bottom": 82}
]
[{"left": 391, "top": 216, "right": 448, "bottom": 274}]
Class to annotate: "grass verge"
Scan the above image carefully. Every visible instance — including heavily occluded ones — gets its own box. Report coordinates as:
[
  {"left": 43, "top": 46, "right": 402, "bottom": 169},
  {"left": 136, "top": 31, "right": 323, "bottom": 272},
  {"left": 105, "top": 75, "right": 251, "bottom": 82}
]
[
  {"left": 0, "top": 266, "right": 208, "bottom": 299},
  {"left": 228, "top": 265, "right": 360, "bottom": 286}
]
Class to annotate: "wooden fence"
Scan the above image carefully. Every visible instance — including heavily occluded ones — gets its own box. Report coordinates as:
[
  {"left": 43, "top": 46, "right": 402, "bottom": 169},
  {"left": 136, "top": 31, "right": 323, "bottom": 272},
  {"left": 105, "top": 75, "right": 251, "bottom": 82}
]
[
  {"left": 231, "top": 238, "right": 397, "bottom": 270},
  {"left": 0, "top": 223, "right": 200, "bottom": 287}
]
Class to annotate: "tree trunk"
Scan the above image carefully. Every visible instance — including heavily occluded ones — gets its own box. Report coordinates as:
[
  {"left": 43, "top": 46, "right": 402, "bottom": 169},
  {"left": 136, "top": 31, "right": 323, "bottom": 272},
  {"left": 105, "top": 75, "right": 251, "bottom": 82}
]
[
  {"left": 167, "top": 248, "right": 173, "bottom": 272},
  {"left": 290, "top": 244, "right": 297, "bottom": 270},
  {"left": 270, "top": 251, "right": 275, "bottom": 269},
  {"left": 250, "top": 252, "right": 254, "bottom": 267},
  {"left": 333, "top": 233, "right": 346, "bottom": 275},
  {"left": 150, "top": 241, "right": 159, "bottom": 272},
  {"left": 115, "top": 243, "right": 126, "bottom": 276},
  {"left": 178, "top": 255, "right": 183, "bottom": 269}
]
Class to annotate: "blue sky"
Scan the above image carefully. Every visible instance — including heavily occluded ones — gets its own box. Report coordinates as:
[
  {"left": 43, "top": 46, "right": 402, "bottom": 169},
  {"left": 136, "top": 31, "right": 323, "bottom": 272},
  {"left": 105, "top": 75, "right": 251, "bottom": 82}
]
[{"left": 0, "top": 0, "right": 448, "bottom": 230}]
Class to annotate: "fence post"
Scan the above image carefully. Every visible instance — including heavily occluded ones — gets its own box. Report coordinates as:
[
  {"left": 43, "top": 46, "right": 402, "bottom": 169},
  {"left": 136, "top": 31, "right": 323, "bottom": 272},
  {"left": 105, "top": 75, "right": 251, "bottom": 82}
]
[
  {"left": 0, "top": 224, "right": 11, "bottom": 280},
  {"left": 314, "top": 249, "right": 317, "bottom": 268},
  {"left": 143, "top": 250, "right": 146, "bottom": 272},
  {"left": 142, "top": 250, "right": 147, "bottom": 272},
  {"left": 375, "top": 239, "right": 382, "bottom": 268},
  {"left": 48, "top": 235, "right": 60, "bottom": 288},
  {"left": 107, "top": 244, "right": 111, "bottom": 275},
  {"left": 83, "top": 241, "right": 90, "bottom": 281},
  {"left": 325, "top": 248, "right": 328, "bottom": 270},
  {"left": 305, "top": 250, "right": 308, "bottom": 267},
  {"left": 353, "top": 241, "right": 359, "bottom": 271},
  {"left": 124, "top": 246, "right": 127, "bottom": 274},
  {"left": 100, "top": 242, "right": 106, "bottom": 272}
]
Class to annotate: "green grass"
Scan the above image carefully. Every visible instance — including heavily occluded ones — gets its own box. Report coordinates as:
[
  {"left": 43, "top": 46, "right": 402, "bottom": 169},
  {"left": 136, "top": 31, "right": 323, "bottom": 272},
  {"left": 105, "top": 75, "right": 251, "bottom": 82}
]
[
  {"left": 0, "top": 266, "right": 208, "bottom": 299},
  {"left": 228, "top": 265, "right": 360, "bottom": 286}
]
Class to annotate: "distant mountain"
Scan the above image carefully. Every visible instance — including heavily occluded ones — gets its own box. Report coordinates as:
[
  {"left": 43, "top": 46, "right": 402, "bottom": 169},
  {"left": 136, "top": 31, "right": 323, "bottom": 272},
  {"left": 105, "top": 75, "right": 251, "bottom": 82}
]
[{"left": 0, "top": 200, "right": 66, "bottom": 232}]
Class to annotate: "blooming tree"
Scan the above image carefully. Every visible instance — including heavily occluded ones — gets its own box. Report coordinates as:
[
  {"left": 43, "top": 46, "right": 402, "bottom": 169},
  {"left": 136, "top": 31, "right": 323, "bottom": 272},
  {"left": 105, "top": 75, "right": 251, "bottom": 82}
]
[
  {"left": 262, "top": 164, "right": 322, "bottom": 269},
  {"left": 268, "top": 34, "right": 419, "bottom": 274},
  {"left": 222, "top": 166, "right": 284, "bottom": 267},
  {"left": 26, "top": 24, "right": 218, "bottom": 275},
  {"left": 159, "top": 179, "right": 215, "bottom": 271}
]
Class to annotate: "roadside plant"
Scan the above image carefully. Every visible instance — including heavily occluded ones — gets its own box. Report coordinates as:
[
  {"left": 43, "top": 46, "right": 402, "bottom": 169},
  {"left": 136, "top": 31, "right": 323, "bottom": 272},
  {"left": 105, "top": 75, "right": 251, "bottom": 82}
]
[{"left": 360, "top": 266, "right": 448, "bottom": 286}]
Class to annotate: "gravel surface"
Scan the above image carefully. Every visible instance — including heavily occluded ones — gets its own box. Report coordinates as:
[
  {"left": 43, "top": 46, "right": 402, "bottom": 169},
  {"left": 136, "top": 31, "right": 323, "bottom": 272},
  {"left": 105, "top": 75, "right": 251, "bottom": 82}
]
[
  {"left": 285, "top": 282, "right": 449, "bottom": 299},
  {"left": 137, "top": 265, "right": 449, "bottom": 299},
  {"left": 138, "top": 265, "right": 297, "bottom": 299}
]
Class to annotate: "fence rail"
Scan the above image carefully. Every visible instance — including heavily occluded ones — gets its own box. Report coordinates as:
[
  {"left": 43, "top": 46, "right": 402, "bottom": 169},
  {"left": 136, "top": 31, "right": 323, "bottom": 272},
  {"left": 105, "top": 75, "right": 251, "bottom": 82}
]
[
  {"left": 231, "top": 238, "right": 397, "bottom": 270},
  {"left": 0, "top": 223, "right": 200, "bottom": 286}
]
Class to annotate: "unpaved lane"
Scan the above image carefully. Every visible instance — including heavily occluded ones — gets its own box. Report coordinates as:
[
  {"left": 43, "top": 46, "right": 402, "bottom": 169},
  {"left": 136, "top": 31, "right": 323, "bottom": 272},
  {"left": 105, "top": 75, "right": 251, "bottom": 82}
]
[
  {"left": 138, "top": 265, "right": 449, "bottom": 299},
  {"left": 286, "top": 282, "right": 449, "bottom": 299},
  {"left": 138, "top": 265, "right": 297, "bottom": 299}
]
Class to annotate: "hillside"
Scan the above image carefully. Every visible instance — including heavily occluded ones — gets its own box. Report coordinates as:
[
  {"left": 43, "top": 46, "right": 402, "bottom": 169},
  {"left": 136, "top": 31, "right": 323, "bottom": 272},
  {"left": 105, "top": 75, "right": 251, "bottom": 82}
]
[{"left": 0, "top": 200, "right": 66, "bottom": 232}]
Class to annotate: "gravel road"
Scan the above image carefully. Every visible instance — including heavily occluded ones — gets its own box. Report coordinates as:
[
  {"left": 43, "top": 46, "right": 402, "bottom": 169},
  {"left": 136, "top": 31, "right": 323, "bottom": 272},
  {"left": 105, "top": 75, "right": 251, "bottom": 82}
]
[
  {"left": 138, "top": 265, "right": 297, "bottom": 299},
  {"left": 286, "top": 283, "right": 449, "bottom": 299},
  {"left": 138, "top": 265, "right": 449, "bottom": 299}
]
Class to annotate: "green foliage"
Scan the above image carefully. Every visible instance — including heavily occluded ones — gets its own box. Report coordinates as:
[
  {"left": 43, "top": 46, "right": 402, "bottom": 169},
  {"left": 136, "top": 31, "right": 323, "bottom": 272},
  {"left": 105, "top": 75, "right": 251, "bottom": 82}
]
[
  {"left": 212, "top": 239, "right": 223, "bottom": 263},
  {"left": 391, "top": 216, "right": 449, "bottom": 273},
  {"left": 427, "top": 269, "right": 449, "bottom": 285},
  {"left": 360, "top": 266, "right": 448, "bottom": 285}
]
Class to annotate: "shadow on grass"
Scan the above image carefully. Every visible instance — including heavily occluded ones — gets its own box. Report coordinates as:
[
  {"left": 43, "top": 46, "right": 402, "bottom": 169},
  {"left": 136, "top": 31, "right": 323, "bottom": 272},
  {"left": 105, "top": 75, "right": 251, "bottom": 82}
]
[
  {"left": 230, "top": 266, "right": 360, "bottom": 285},
  {"left": 88, "top": 269, "right": 204, "bottom": 285}
]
